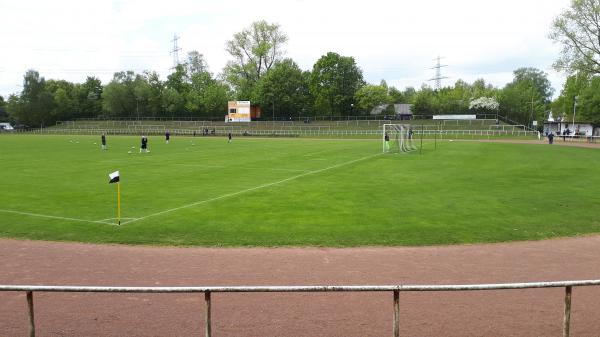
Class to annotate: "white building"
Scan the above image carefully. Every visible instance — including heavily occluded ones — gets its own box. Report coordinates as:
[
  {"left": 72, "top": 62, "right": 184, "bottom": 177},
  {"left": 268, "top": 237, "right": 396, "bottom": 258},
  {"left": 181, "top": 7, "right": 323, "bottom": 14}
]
[{"left": 544, "top": 121, "right": 598, "bottom": 136}]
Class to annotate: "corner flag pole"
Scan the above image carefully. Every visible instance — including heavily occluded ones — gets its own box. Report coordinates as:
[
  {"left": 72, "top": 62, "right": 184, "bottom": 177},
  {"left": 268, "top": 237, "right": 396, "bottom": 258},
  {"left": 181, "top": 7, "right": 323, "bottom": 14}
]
[{"left": 117, "top": 182, "right": 121, "bottom": 226}]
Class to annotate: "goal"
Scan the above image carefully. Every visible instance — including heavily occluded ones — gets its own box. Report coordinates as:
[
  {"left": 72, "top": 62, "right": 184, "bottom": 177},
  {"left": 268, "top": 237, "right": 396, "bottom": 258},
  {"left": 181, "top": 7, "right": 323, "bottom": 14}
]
[{"left": 383, "top": 124, "right": 416, "bottom": 153}]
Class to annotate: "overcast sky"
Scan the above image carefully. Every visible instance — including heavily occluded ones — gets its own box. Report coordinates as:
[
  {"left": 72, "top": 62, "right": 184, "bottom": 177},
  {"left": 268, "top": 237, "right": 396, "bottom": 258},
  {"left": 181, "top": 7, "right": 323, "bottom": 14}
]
[{"left": 0, "top": 0, "right": 571, "bottom": 98}]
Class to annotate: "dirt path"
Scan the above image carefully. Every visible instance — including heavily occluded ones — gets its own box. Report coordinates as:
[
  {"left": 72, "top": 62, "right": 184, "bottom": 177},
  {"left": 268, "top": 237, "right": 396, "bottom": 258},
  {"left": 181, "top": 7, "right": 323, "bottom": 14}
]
[{"left": 1, "top": 237, "right": 600, "bottom": 336}]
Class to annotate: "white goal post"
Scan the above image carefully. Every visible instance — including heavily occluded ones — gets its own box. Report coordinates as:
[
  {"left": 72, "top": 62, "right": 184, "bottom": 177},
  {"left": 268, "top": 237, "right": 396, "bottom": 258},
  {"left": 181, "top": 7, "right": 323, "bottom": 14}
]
[{"left": 383, "top": 124, "right": 416, "bottom": 153}]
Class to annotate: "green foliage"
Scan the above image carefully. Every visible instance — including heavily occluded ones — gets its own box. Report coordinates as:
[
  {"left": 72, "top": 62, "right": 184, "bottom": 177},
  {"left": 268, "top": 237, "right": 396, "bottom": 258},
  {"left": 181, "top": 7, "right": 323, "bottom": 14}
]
[
  {"left": 7, "top": 70, "right": 54, "bottom": 127},
  {"left": 310, "top": 52, "right": 364, "bottom": 116},
  {"left": 552, "top": 73, "right": 589, "bottom": 120},
  {"left": 499, "top": 68, "right": 553, "bottom": 126},
  {"left": 185, "top": 51, "right": 209, "bottom": 75},
  {"left": 388, "top": 87, "right": 404, "bottom": 103},
  {"left": 224, "top": 20, "right": 288, "bottom": 98},
  {"left": 0, "top": 95, "right": 7, "bottom": 121},
  {"left": 253, "top": 59, "right": 313, "bottom": 118},
  {"left": 354, "top": 84, "right": 389, "bottom": 114},
  {"left": 550, "top": 0, "right": 600, "bottom": 75},
  {"left": 186, "top": 71, "right": 231, "bottom": 117},
  {"left": 101, "top": 71, "right": 138, "bottom": 117},
  {"left": 1, "top": 136, "right": 600, "bottom": 247},
  {"left": 410, "top": 79, "right": 499, "bottom": 116},
  {"left": 76, "top": 77, "right": 104, "bottom": 118},
  {"left": 577, "top": 76, "right": 600, "bottom": 126}
]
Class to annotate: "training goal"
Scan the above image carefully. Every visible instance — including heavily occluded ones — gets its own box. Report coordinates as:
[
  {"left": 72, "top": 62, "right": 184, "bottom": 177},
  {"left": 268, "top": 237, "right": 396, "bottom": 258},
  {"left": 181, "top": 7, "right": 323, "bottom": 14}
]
[{"left": 383, "top": 124, "right": 416, "bottom": 153}]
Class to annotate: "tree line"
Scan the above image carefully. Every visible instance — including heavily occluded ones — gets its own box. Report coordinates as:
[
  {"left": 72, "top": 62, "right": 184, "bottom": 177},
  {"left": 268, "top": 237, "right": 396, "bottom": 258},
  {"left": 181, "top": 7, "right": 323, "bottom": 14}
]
[{"left": 2, "top": 0, "right": 599, "bottom": 129}]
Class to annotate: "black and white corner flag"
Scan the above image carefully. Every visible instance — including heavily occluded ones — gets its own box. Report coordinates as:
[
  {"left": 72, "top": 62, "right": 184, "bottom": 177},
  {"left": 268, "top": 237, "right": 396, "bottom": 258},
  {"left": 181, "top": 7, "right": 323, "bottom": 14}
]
[{"left": 108, "top": 171, "right": 120, "bottom": 184}]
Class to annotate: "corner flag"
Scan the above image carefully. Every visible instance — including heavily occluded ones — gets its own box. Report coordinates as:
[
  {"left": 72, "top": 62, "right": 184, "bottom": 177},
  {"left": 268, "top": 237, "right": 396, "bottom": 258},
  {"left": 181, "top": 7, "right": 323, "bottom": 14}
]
[
  {"left": 108, "top": 170, "right": 121, "bottom": 225},
  {"left": 109, "top": 171, "right": 120, "bottom": 184}
]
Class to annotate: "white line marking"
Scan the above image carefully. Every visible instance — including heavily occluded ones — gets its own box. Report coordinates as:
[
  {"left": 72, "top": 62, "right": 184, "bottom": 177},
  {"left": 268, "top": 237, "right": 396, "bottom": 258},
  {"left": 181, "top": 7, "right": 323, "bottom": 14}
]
[
  {"left": 121, "top": 153, "right": 381, "bottom": 225},
  {"left": 98, "top": 218, "right": 138, "bottom": 222},
  {"left": 0, "top": 209, "right": 113, "bottom": 226},
  {"left": 175, "top": 163, "right": 309, "bottom": 173}
]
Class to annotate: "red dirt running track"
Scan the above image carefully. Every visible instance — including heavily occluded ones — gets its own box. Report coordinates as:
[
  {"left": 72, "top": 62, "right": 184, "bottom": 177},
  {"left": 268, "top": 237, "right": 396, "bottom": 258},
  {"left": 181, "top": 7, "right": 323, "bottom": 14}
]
[{"left": 1, "top": 236, "right": 600, "bottom": 336}]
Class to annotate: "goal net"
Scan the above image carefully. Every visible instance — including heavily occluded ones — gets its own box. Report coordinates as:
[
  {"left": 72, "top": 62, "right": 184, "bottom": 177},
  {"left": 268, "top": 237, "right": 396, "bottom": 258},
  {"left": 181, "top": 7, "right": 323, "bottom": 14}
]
[{"left": 383, "top": 124, "right": 416, "bottom": 153}]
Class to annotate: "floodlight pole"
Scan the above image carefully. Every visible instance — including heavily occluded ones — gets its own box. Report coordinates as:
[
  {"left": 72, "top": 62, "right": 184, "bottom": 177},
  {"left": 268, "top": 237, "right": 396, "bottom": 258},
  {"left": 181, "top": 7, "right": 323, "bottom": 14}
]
[{"left": 571, "top": 96, "right": 578, "bottom": 138}]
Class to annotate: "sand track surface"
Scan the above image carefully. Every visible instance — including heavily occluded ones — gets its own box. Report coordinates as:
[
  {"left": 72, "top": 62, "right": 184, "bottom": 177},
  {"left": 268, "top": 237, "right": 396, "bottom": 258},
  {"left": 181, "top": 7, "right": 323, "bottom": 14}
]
[{"left": 1, "top": 237, "right": 600, "bottom": 336}]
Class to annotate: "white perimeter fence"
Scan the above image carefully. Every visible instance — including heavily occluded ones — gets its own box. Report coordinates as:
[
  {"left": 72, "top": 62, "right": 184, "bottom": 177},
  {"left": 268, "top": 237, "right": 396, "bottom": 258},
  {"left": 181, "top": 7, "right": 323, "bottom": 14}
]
[
  {"left": 25, "top": 128, "right": 541, "bottom": 138},
  {"left": 2, "top": 279, "right": 600, "bottom": 337}
]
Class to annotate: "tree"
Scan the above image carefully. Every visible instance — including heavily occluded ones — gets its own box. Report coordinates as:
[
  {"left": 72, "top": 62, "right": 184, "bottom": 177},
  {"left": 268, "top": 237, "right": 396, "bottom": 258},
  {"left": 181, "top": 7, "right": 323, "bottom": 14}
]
[
  {"left": 578, "top": 76, "right": 600, "bottom": 126},
  {"left": 253, "top": 59, "right": 312, "bottom": 118},
  {"left": 74, "top": 77, "right": 103, "bottom": 118},
  {"left": 102, "top": 71, "right": 139, "bottom": 117},
  {"left": 46, "top": 79, "right": 77, "bottom": 121},
  {"left": 552, "top": 73, "right": 589, "bottom": 120},
  {"left": 403, "top": 87, "right": 417, "bottom": 103},
  {"left": 185, "top": 51, "right": 209, "bottom": 75},
  {"left": 0, "top": 95, "right": 7, "bottom": 121},
  {"left": 388, "top": 87, "right": 404, "bottom": 103},
  {"left": 186, "top": 71, "right": 231, "bottom": 117},
  {"left": 499, "top": 68, "right": 553, "bottom": 126},
  {"left": 512, "top": 68, "right": 554, "bottom": 101},
  {"left": 6, "top": 94, "right": 24, "bottom": 124},
  {"left": 469, "top": 97, "right": 499, "bottom": 112},
  {"left": 310, "top": 52, "right": 364, "bottom": 116},
  {"left": 7, "top": 70, "right": 54, "bottom": 127},
  {"left": 355, "top": 84, "right": 389, "bottom": 114},
  {"left": 411, "top": 85, "right": 436, "bottom": 115},
  {"left": 549, "top": 0, "right": 600, "bottom": 74},
  {"left": 145, "top": 72, "right": 164, "bottom": 117},
  {"left": 224, "top": 20, "right": 288, "bottom": 98}
]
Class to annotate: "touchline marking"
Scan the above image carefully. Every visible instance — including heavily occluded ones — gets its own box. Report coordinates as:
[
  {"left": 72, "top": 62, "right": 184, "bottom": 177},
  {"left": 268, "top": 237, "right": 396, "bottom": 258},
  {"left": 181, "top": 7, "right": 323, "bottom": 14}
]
[
  {"left": 0, "top": 209, "right": 112, "bottom": 226},
  {"left": 121, "top": 153, "right": 382, "bottom": 225}
]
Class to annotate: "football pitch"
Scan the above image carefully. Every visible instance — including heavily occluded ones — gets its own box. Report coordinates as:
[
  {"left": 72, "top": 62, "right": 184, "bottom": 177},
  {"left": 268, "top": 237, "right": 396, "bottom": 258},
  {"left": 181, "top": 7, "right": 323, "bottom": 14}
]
[{"left": 0, "top": 134, "right": 599, "bottom": 247}]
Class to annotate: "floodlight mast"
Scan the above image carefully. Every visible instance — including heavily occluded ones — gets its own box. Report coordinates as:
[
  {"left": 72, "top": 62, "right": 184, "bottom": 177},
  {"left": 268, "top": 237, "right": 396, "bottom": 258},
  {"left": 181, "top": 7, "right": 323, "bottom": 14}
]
[{"left": 572, "top": 96, "right": 578, "bottom": 136}]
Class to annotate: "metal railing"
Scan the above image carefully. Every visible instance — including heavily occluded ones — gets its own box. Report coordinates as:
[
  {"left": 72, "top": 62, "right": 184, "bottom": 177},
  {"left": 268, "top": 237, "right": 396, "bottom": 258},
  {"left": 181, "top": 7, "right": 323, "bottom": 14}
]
[
  {"left": 29, "top": 128, "right": 539, "bottom": 138},
  {"left": 2, "top": 279, "right": 599, "bottom": 337},
  {"left": 554, "top": 134, "right": 600, "bottom": 143}
]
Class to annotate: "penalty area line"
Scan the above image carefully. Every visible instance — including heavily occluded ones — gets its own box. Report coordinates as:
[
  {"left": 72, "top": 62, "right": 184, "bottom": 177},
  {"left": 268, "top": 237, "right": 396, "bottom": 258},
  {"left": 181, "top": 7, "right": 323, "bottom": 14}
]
[
  {"left": 0, "top": 209, "right": 116, "bottom": 226},
  {"left": 121, "top": 153, "right": 382, "bottom": 225}
]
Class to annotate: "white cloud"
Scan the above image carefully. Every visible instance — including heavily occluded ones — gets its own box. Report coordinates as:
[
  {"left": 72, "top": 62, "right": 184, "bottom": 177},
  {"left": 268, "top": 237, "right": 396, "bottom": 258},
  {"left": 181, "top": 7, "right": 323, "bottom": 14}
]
[{"left": 0, "top": 0, "right": 571, "bottom": 98}]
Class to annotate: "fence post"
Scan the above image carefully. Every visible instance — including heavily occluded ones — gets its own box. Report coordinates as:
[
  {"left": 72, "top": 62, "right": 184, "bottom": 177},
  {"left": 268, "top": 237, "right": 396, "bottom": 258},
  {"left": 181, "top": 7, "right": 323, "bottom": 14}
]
[
  {"left": 393, "top": 289, "right": 400, "bottom": 337},
  {"left": 563, "top": 286, "right": 572, "bottom": 337},
  {"left": 205, "top": 291, "right": 212, "bottom": 337},
  {"left": 26, "top": 291, "right": 35, "bottom": 337}
]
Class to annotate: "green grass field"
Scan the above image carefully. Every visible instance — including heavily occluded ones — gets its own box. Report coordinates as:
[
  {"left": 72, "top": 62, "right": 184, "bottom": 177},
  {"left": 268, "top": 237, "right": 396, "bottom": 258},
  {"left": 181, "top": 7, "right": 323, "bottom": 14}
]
[{"left": 1, "top": 134, "right": 599, "bottom": 247}]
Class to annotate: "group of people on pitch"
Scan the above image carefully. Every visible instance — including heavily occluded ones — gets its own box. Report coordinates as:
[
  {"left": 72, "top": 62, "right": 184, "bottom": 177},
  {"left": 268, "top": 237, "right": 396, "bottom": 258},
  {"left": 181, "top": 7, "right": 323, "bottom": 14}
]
[{"left": 99, "top": 131, "right": 233, "bottom": 151}]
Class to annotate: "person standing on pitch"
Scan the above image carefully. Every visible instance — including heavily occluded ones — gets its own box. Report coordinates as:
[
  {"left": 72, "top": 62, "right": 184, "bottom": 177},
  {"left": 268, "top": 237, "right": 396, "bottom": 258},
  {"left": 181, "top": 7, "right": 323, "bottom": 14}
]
[
  {"left": 548, "top": 132, "right": 554, "bottom": 144},
  {"left": 165, "top": 131, "right": 170, "bottom": 144},
  {"left": 228, "top": 132, "right": 232, "bottom": 143},
  {"left": 101, "top": 133, "right": 107, "bottom": 150},
  {"left": 140, "top": 135, "right": 148, "bottom": 153},
  {"left": 384, "top": 132, "right": 390, "bottom": 152}
]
